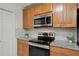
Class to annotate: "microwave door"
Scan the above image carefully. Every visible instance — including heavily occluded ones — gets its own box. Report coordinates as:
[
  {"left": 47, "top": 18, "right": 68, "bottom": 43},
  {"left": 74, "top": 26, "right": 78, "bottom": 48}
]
[{"left": 34, "top": 17, "right": 45, "bottom": 27}]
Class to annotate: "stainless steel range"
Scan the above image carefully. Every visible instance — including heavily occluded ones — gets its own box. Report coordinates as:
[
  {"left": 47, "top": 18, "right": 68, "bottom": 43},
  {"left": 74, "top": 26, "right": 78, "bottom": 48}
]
[{"left": 29, "top": 32, "right": 55, "bottom": 56}]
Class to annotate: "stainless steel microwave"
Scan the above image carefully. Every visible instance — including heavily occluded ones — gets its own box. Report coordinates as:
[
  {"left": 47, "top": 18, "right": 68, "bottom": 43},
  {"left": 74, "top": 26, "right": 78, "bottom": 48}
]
[{"left": 34, "top": 14, "right": 52, "bottom": 27}]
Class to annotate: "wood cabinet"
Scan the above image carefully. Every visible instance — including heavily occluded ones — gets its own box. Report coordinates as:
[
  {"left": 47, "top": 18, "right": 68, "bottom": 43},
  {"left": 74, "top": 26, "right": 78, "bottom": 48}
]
[
  {"left": 41, "top": 3, "right": 53, "bottom": 14},
  {"left": 23, "top": 3, "right": 77, "bottom": 28},
  {"left": 17, "top": 39, "right": 29, "bottom": 56},
  {"left": 64, "top": 4, "right": 77, "bottom": 27},
  {"left": 33, "top": 4, "right": 42, "bottom": 15},
  {"left": 53, "top": 3, "right": 77, "bottom": 27},
  {"left": 23, "top": 3, "right": 53, "bottom": 28},
  {"left": 34, "top": 3, "right": 53, "bottom": 15},
  {"left": 23, "top": 7, "right": 34, "bottom": 28},
  {"left": 50, "top": 46, "right": 79, "bottom": 56},
  {"left": 53, "top": 3, "right": 64, "bottom": 27}
]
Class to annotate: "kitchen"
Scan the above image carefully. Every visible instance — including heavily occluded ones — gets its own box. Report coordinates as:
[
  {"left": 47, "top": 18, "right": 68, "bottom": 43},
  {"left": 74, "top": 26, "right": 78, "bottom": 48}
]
[{"left": 0, "top": 3, "right": 79, "bottom": 56}]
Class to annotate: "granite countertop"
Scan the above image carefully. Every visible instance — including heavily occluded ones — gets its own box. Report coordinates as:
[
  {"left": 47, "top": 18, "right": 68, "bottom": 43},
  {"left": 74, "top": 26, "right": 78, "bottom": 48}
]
[
  {"left": 50, "top": 40, "right": 79, "bottom": 51},
  {"left": 17, "top": 37, "right": 79, "bottom": 51},
  {"left": 17, "top": 37, "right": 37, "bottom": 41}
]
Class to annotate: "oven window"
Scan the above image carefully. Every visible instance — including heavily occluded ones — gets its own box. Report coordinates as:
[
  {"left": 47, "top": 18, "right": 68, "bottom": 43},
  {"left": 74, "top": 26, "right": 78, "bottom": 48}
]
[
  {"left": 34, "top": 17, "right": 45, "bottom": 25},
  {"left": 29, "top": 45, "right": 50, "bottom": 56}
]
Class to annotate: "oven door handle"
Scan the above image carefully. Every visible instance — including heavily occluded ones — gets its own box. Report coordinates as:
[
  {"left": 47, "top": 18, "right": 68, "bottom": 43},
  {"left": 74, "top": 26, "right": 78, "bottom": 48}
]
[{"left": 29, "top": 42, "right": 49, "bottom": 50}]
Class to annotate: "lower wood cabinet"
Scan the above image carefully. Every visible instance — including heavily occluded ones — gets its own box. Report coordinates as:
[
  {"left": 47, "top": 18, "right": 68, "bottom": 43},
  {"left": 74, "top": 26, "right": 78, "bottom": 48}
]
[
  {"left": 50, "top": 46, "right": 79, "bottom": 56},
  {"left": 17, "top": 39, "right": 29, "bottom": 56}
]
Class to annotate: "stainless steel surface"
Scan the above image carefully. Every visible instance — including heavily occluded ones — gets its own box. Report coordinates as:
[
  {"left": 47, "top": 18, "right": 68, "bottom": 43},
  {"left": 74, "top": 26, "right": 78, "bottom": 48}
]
[
  {"left": 34, "top": 13, "right": 52, "bottom": 27},
  {"left": 38, "top": 32, "right": 55, "bottom": 37},
  {"left": 29, "top": 42, "right": 49, "bottom": 49}
]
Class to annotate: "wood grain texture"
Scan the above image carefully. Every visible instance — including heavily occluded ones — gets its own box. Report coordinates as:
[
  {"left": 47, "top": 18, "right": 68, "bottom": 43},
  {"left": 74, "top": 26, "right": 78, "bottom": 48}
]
[
  {"left": 53, "top": 3, "right": 64, "bottom": 27},
  {"left": 23, "top": 3, "right": 77, "bottom": 28},
  {"left": 50, "top": 46, "right": 79, "bottom": 56},
  {"left": 17, "top": 39, "right": 29, "bottom": 56},
  {"left": 64, "top": 3, "right": 77, "bottom": 27},
  {"left": 41, "top": 3, "right": 53, "bottom": 14},
  {"left": 53, "top": 3, "right": 77, "bottom": 27},
  {"left": 33, "top": 3, "right": 53, "bottom": 16},
  {"left": 23, "top": 7, "right": 34, "bottom": 28},
  {"left": 23, "top": 3, "right": 53, "bottom": 28}
]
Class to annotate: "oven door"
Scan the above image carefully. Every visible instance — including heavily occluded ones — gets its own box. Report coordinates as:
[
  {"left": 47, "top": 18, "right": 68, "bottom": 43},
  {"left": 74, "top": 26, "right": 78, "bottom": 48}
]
[
  {"left": 29, "top": 45, "right": 50, "bottom": 56},
  {"left": 29, "top": 42, "right": 50, "bottom": 56}
]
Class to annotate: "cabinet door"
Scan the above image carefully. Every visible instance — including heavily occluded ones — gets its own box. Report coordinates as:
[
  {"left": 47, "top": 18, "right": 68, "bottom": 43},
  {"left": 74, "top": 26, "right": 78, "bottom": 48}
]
[
  {"left": 50, "top": 46, "right": 79, "bottom": 56},
  {"left": 34, "top": 3, "right": 53, "bottom": 15},
  {"left": 23, "top": 7, "right": 34, "bottom": 28},
  {"left": 53, "top": 3, "right": 64, "bottom": 27},
  {"left": 17, "top": 39, "right": 29, "bottom": 56},
  {"left": 22, "top": 41, "right": 29, "bottom": 56},
  {"left": 64, "top": 4, "right": 77, "bottom": 27},
  {"left": 17, "top": 41, "right": 23, "bottom": 56},
  {"left": 22, "top": 43, "right": 28, "bottom": 56},
  {"left": 27, "top": 7, "right": 34, "bottom": 28},
  {"left": 41, "top": 3, "right": 53, "bottom": 13},
  {"left": 23, "top": 9, "right": 29, "bottom": 28},
  {"left": 34, "top": 4, "right": 41, "bottom": 15}
]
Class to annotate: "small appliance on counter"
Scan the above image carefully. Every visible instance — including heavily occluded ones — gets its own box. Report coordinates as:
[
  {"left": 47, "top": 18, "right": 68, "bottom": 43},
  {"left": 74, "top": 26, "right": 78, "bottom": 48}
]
[{"left": 29, "top": 32, "right": 55, "bottom": 56}]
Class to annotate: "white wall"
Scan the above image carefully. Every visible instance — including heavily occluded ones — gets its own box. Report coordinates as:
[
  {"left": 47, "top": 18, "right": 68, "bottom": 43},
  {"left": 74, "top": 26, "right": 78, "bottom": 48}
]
[{"left": 15, "top": 10, "right": 23, "bottom": 29}]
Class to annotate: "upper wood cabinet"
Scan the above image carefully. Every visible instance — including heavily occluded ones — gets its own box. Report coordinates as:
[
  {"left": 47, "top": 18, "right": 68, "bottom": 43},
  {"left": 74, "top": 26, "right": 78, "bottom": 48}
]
[
  {"left": 41, "top": 3, "right": 53, "bottom": 14},
  {"left": 17, "top": 39, "right": 29, "bottom": 56},
  {"left": 33, "top": 4, "right": 42, "bottom": 15},
  {"left": 53, "top": 3, "right": 77, "bottom": 27},
  {"left": 64, "top": 4, "right": 77, "bottom": 27},
  {"left": 34, "top": 3, "right": 53, "bottom": 15},
  {"left": 23, "top": 3, "right": 77, "bottom": 28},
  {"left": 23, "top": 3, "right": 53, "bottom": 28},
  {"left": 50, "top": 46, "right": 79, "bottom": 56},
  {"left": 53, "top": 3, "right": 64, "bottom": 27},
  {"left": 23, "top": 7, "right": 34, "bottom": 28}
]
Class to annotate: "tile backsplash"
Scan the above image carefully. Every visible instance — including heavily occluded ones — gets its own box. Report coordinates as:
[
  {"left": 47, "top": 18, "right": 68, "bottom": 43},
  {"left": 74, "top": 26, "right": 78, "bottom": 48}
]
[{"left": 24, "top": 27, "right": 77, "bottom": 41}]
